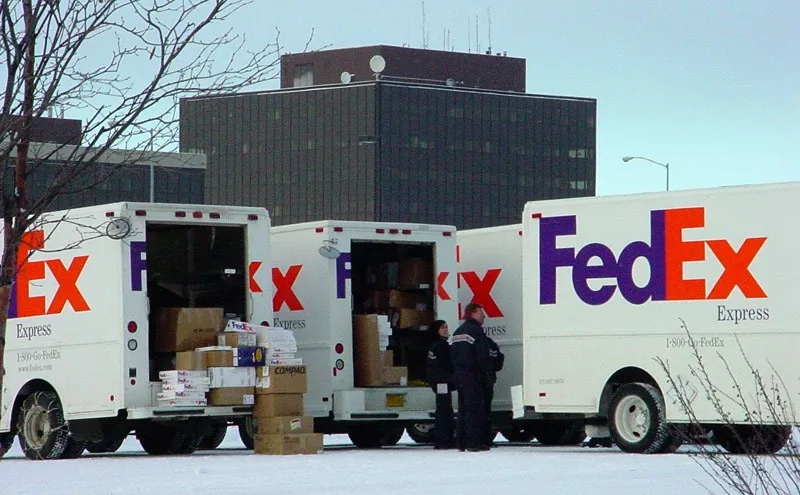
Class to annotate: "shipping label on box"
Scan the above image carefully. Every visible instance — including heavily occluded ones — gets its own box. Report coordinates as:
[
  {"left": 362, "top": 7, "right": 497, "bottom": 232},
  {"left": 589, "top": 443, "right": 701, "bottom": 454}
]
[
  {"left": 175, "top": 351, "right": 208, "bottom": 371},
  {"left": 155, "top": 307, "right": 224, "bottom": 352},
  {"left": 254, "top": 433, "right": 323, "bottom": 456},
  {"left": 208, "top": 386, "right": 255, "bottom": 406},
  {"left": 256, "top": 416, "right": 314, "bottom": 435},
  {"left": 254, "top": 393, "right": 304, "bottom": 417},
  {"left": 233, "top": 346, "right": 267, "bottom": 367},
  {"left": 208, "top": 367, "right": 256, "bottom": 388},
  {"left": 255, "top": 366, "right": 308, "bottom": 394},
  {"left": 218, "top": 331, "right": 258, "bottom": 347}
]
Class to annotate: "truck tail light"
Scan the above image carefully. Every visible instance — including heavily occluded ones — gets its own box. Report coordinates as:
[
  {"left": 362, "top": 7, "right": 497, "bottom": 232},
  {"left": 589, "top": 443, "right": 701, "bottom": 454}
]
[
  {"left": 260, "top": 321, "right": 270, "bottom": 327},
  {"left": 248, "top": 214, "right": 259, "bottom": 221},
  {"left": 127, "top": 339, "right": 138, "bottom": 351},
  {"left": 443, "top": 232, "right": 453, "bottom": 237},
  {"left": 135, "top": 210, "right": 147, "bottom": 216},
  {"left": 175, "top": 211, "right": 187, "bottom": 218},
  {"left": 335, "top": 343, "right": 344, "bottom": 354},
  {"left": 193, "top": 211, "right": 203, "bottom": 219},
  {"left": 127, "top": 321, "right": 138, "bottom": 333},
  {"left": 401, "top": 229, "right": 411, "bottom": 235},
  {"left": 210, "top": 212, "right": 221, "bottom": 219}
]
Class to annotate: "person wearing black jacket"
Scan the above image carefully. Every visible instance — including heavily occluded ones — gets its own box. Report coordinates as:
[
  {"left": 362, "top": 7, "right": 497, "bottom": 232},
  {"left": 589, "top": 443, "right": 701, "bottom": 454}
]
[
  {"left": 450, "top": 302, "right": 494, "bottom": 452},
  {"left": 426, "top": 319, "right": 455, "bottom": 449}
]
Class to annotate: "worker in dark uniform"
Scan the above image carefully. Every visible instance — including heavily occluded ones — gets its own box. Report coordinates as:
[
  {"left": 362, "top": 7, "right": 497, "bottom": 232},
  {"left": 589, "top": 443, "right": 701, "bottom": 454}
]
[
  {"left": 426, "top": 319, "right": 455, "bottom": 449},
  {"left": 482, "top": 336, "right": 505, "bottom": 448},
  {"left": 450, "top": 302, "right": 494, "bottom": 452}
]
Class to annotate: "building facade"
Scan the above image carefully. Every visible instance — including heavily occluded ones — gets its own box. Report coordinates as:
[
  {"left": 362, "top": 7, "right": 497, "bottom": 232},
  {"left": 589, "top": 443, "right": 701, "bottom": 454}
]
[{"left": 180, "top": 46, "right": 596, "bottom": 229}]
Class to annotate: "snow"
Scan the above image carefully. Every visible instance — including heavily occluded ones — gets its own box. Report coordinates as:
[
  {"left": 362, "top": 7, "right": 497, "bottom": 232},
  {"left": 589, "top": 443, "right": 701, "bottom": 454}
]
[{"left": 0, "top": 428, "right": 730, "bottom": 495}]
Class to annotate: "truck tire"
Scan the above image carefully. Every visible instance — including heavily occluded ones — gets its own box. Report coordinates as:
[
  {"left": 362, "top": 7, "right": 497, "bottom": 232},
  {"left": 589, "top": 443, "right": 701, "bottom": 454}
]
[
  {"left": 238, "top": 417, "right": 255, "bottom": 450},
  {"left": 383, "top": 425, "right": 405, "bottom": 446},
  {"left": 86, "top": 436, "right": 126, "bottom": 454},
  {"left": 137, "top": 423, "right": 199, "bottom": 456},
  {"left": 715, "top": 425, "right": 792, "bottom": 455},
  {"left": 500, "top": 427, "right": 536, "bottom": 443},
  {"left": 61, "top": 438, "right": 86, "bottom": 459},
  {"left": 348, "top": 424, "right": 403, "bottom": 449},
  {"left": 0, "top": 431, "right": 14, "bottom": 459},
  {"left": 199, "top": 422, "right": 228, "bottom": 450},
  {"left": 406, "top": 422, "right": 435, "bottom": 444},
  {"left": 531, "top": 420, "right": 586, "bottom": 446},
  {"left": 608, "top": 382, "right": 669, "bottom": 454},
  {"left": 17, "top": 390, "right": 74, "bottom": 460}
]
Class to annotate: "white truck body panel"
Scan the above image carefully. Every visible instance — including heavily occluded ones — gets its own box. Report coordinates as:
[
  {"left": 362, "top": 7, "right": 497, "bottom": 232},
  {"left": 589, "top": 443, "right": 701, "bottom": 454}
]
[
  {"left": 456, "top": 224, "right": 523, "bottom": 413},
  {"left": 271, "top": 220, "right": 458, "bottom": 421},
  {"left": 521, "top": 183, "right": 800, "bottom": 424},
  {"left": 1, "top": 202, "right": 272, "bottom": 432}
]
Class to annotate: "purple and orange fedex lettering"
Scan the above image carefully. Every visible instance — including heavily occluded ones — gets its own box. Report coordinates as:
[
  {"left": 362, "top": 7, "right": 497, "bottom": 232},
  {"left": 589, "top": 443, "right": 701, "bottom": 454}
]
[
  {"left": 538, "top": 207, "right": 767, "bottom": 305},
  {"left": 12, "top": 230, "right": 90, "bottom": 317}
]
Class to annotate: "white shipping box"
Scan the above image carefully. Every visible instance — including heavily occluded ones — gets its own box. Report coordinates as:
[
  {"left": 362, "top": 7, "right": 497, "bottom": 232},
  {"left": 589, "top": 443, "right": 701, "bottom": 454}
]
[
  {"left": 157, "top": 390, "right": 207, "bottom": 400},
  {"left": 268, "top": 358, "right": 304, "bottom": 366},
  {"left": 159, "top": 370, "right": 208, "bottom": 380},
  {"left": 157, "top": 398, "right": 208, "bottom": 407},
  {"left": 161, "top": 383, "right": 210, "bottom": 393},
  {"left": 255, "top": 326, "right": 296, "bottom": 344},
  {"left": 262, "top": 344, "right": 299, "bottom": 353},
  {"left": 265, "top": 352, "right": 296, "bottom": 359},
  {"left": 208, "top": 367, "right": 256, "bottom": 388}
]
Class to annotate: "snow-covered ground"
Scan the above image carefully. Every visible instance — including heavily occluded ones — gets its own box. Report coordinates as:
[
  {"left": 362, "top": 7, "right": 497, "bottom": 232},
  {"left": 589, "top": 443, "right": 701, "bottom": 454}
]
[{"left": 0, "top": 428, "right": 737, "bottom": 495}]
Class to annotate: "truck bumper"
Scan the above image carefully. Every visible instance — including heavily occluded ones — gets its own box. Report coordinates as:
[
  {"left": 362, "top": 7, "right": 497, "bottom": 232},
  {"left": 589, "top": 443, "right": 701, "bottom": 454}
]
[{"left": 333, "top": 387, "right": 440, "bottom": 421}]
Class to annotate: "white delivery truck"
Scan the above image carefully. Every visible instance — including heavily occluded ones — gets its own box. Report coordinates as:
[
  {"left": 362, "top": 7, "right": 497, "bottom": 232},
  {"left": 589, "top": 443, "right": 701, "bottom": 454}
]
[
  {"left": 456, "top": 225, "right": 586, "bottom": 445},
  {"left": 0, "top": 202, "right": 272, "bottom": 460},
  {"left": 514, "top": 183, "right": 800, "bottom": 454},
  {"left": 243, "top": 220, "right": 457, "bottom": 448}
]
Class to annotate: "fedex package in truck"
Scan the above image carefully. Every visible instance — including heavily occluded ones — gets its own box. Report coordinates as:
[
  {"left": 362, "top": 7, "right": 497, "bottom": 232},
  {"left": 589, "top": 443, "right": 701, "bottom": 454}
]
[
  {"left": 517, "top": 183, "right": 800, "bottom": 454},
  {"left": 457, "top": 225, "right": 586, "bottom": 445},
  {"left": 0, "top": 202, "right": 271, "bottom": 460},
  {"left": 268, "top": 220, "right": 457, "bottom": 448}
]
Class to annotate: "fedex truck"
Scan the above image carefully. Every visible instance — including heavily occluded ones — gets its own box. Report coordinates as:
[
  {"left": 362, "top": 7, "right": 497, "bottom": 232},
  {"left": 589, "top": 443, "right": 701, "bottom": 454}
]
[
  {"left": 514, "top": 183, "right": 800, "bottom": 454},
  {"left": 0, "top": 202, "right": 272, "bottom": 460},
  {"left": 456, "top": 225, "right": 586, "bottom": 445},
  {"left": 252, "top": 220, "right": 458, "bottom": 448}
]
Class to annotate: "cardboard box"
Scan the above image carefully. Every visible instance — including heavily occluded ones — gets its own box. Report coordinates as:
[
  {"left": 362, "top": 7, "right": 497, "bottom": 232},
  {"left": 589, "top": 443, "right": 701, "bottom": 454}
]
[
  {"left": 382, "top": 366, "right": 409, "bottom": 386},
  {"left": 256, "top": 366, "right": 308, "bottom": 394},
  {"left": 175, "top": 351, "right": 208, "bottom": 371},
  {"left": 159, "top": 370, "right": 208, "bottom": 381},
  {"left": 256, "top": 416, "right": 314, "bottom": 435},
  {"left": 254, "top": 433, "right": 323, "bottom": 455},
  {"left": 208, "top": 386, "right": 255, "bottom": 406},
  {"left": 398, "top": 258, "right": 433, "bottom": 288},
  {"left": 234, "top": 346, "right": 267, "bottom": 367},
  {"left": 377, "top": 262, "right": 400, "bottom": 289},
  {"left": 371, "top": 291, "right": 390, "bottom": 311},
  {"left": 254, "top": 394, "right": 304, "bottom": 417},
  {"left": 391, "top": 308, "right": 435, "bottom": 329},
  {"left": 157, "top": 390, "right": 207, "bottom": 400},
  {"left": 352, "top": 315, "right": 383, "bottom": 387},
  {"left": 208, "top": 367, "right": 256, "bottom": 388},
  {"left": 157, "top": 398, "right": 207, "bottom": 407},
  {"left": 202, "top": 349, "right": 234, "bottom": 368},
  {"left": 388, "top": 290, "right": 427, "bottom": 310},
  {"left": 382, "top": 350, "right": 394, "bottom": 367},
  {"left": 218, "top": 331, "right": 257, "bottom": 347},
  {"left": 155, "top": 308, "right": 224, "bottom": 352}
]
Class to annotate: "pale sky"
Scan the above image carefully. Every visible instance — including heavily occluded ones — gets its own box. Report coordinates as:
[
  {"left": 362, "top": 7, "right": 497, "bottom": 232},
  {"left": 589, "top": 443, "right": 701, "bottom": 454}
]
[{"left": 237, "top": 0, "right": 799, "bottom": 196}]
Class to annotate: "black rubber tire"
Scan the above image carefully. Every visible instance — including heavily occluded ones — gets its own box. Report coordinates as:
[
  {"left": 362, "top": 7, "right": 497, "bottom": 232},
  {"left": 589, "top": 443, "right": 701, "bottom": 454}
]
[
  {"left": 17, "top": 391, "right": 72, "bottom": 460},
  {"left": 137, "top": 423, "right": 198, "bottom": 456},
  {"left": 61, "top": 438, "right": 86, "bottom": 459},
  {"left": 86, "top": 436, "right": 126, "bottom": 454},
  {"left": 657, "top": 425, "right": 685, "bottom": 454},
  {"left": 238, "top": 417, "right": 255, "bottom": 450},
  {"left": 199, "top": 422, "right": 228, "bottom": 450},
  {"left": 608, "top": 382, "right": 669, "bottom": 454},
  {"left": 715, "top": 425, "right": 792, "bottom": 455},
  {"left": 0, "top": 431, "right": 14, "bottom": 459},
  {"left": 348, "top": 424, "right": 405, "bottom": 449},
  {"left": 383, "top": 425, "right": 405, "bottom": 446},
  {"left": 406, "top": 422, "right": 435, "bottom": 444},
  {"left": 174, "top": 432, "right": 204, "bottom": 455},
  {"left": 500, "top": 427, "right": 536, "bottom": 443}
]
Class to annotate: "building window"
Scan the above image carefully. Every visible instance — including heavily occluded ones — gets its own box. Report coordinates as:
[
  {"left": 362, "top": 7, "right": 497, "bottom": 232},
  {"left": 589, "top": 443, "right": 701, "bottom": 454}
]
[
  {"left": 570, "top": 180, "right": 589, "bottom": 190},
  {"left": 293, "top": 64, "right": 314, "bottom": 87}
]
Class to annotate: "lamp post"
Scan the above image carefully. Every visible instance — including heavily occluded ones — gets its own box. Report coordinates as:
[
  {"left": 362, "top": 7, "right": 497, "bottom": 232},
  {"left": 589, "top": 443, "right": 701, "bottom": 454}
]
[{"left": 622, "top": 156, "right": 670, "bottom": 191}]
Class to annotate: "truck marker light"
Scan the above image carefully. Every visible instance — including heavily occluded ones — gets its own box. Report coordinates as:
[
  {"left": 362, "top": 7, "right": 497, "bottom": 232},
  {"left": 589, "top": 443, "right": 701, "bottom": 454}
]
[
  {"left": 332, "top": 367, "right": 338, "bottom": 376},
  {"left": 333, "top": 227, "right": 343, "bottom": 232},
  {"left": 110, "top": 395, "right": 115, "bottom": 401},
  {"left": 130, "top": 379, "right": 136, "bottom": 386},
  {"left": 315, "top": 227, "right": 324, "bottom": 233},
  {"left": 531, "top": 213, "right": 542, "bottom": 219},
  {"left": 389, "top": 228, "right": 399, "bottom": 234},
  {"left": 335, "top": 359, "right": 345, "bottom": 370},
  {"left": 260, "top": 321, "right": 270, "bottom": 326},
  {"left": 272, "top": 265, "right": 304, "bottom": 311},
  {"left": 376, "top": 228, "right": 386, "bottom": 234},
  {"left": 175, "top": 211, "right": 187, "bottom": 218},
  {"left": 335, "top": 343, "right": 344, "bottom": 354},
  {"left": 539, "top": 392, "right": 546, "bottom": 397},
  {"left": 247, "top": 214, "right": 258, "bottom": 221},
  {"left": 127, "top": 339, "right": 138, "bottom": 351},
  {"left": 135, "top": 210, "right": 146, "bottom": 216},
  {"left": 402, "top": 229, "right": 411, "bottom": 235},
  {"left": 127, "top": 321, "right": 138, "bottom": 333},
  {"left": 210, "top": 212, "right": 221, "bottom": 219},
  {"left": 538, "top": 207, "right": 768, "bottom": 305},
  {"left": 105, "top": 211, "right": 115, "bottom": 217},
  {"left": 443, "top": 231, "right": 452, "bottom": 237},
  {"left": 518, "top": 230, "right": 523, "bottom": 236},
  {"left": 193, "top": 211, "right": 203, "bottom": 219}
]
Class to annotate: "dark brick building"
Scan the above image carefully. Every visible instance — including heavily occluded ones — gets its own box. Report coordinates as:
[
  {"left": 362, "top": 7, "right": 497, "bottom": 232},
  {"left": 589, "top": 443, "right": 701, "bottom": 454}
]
[{"left": 180, "top": 45, "right": 596, "bottom": 228}]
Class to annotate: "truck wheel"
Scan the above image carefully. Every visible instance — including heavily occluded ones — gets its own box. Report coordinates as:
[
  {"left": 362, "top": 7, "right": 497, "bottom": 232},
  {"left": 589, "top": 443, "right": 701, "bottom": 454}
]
[
  {"left": 61, "top": 438, "right": 86, "bottom": 459},
  {"left": 137, "top": 423, "right": 197, "bottom": 456},
  {"left": 238, "top": 417, "right": 255, "bottom": 450},
  {"left": 608, "top": 382, "right": 669, "bottom": 454},
  {"left": 199, "top": 422, "right": 228, "bottom": 450},
  {"left": 383, "top": 425, "right": 405, "bottom": 446},
  {"left": 173, "top": 432, "right": 203, "bottom": 455},
  {"left": 348, "top": 425, "right": 402, "bottom": 449},
  {"left": 406, "top": 422, "right": 435, "bottom": 444},
  {"left": 715, "top": 425, "right": 792, "bottom": 455},
  {"left": 0, "top": 431, "right": 14, "bottom": 458},
  {"left": 500, "top": 427, "right": 536, "bottom": 443},
  {"left": 656, "top": 425, "right": 685, "bottom": 454},
  {"left": 531, "top": 420, "right": 586, "bottom": 446},
  {"left": 17, "top": 391, "right": 73, "bottom": 460},
  {"left": 86, "top": 436, "right": 126, "bottom": 454}
]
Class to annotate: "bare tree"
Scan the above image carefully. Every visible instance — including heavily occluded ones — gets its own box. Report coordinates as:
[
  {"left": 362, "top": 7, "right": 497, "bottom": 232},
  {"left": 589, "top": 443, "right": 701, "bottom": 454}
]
[
  {"left": 0, "top": 0, "right": 309, "bottom": 441},
  {"left": 657, "top": 320, "right": 798, "bottom": 495}
]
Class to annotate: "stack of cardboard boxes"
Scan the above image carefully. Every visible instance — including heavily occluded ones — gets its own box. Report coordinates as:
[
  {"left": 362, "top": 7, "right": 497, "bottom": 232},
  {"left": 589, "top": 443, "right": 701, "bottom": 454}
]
[
  {"left": 353, "top": 314, "right": 409, "bottom": 387},
  {"left": 253, "top": 328, "right": 323, "bottom": 455}
]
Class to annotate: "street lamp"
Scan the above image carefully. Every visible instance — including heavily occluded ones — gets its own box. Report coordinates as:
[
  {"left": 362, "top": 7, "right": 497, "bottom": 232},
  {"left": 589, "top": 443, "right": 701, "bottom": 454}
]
[{"left": 622, "top": 156, "right": 670, "bottom": 191}]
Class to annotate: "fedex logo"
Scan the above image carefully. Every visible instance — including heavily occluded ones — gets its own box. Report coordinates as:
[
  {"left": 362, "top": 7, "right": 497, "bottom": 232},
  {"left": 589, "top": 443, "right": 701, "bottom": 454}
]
[
  {"left": 539, "top": 207, "right": 767, "bottom": 306},
  {"left": 9, "top": 230, "right": 90, "bottom": 318},
  {"left": 273, "top": 265, "right": 303, "bottom": 311},
  {"left": 458, "top": 269, "right": 504, "bottom": 318}
]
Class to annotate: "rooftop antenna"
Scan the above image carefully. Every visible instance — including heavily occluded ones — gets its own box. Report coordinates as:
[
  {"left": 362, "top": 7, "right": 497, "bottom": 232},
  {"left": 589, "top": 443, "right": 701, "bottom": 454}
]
[
  {"left": 487, "top": 6, "right": 492, "bottom": 55},
  {"left": 476, "top": 14, "right": 480, "bottom": 53},
  {"left": 468, "top": 17, "right": 471, "bottom": 53},
  {"left": 422, "top": 0, "right": 427, "bottom": 48}
]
